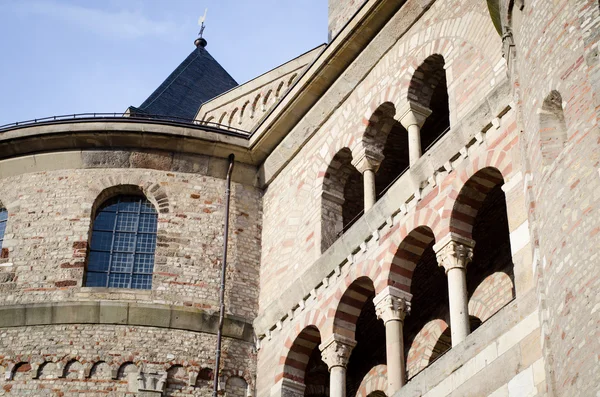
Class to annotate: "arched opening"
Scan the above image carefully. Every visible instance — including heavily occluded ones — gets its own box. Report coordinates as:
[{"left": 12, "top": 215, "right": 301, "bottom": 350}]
[
  {"left": 64, "top": 359, "right": 84, "bottom": 379},
  {"left": 226, "top": 376, "right": 248, "bottom": 397},
  {"left": 37, "top": 361, "right": 59, "bottom": 380},
  {"left": 363, "top": 102, "right": 411, "bottom": 199},
  {"left": 89, "top": 361, "right": 111, "bottom": 380},
  {"left": 195, "top": 367, "right": 213, "bottom": 388},
  {"left": 333, "top": 277, "right": 386, "bottom": 397},
  {"left": 395, "top": 227, "right": 450, "bottom": 379},
  {"left": 321, "top": 148, "right": 363, "bottom": 252},
  {"left": 117, "top": 362, "right": 138, "bottom": 381},
  {"left": 452, "top": 168, "right": 515, "bottom": 323},
  {"left": 282, "top": 326, "right": 327, "bottom": 397},
  {"left": 428, "top": 325, "right": 452, "bottom": 366},
  {"left": 408, "top": 54, "right": 450, "bottom": 154},
  {"left": 355, "top": 365, "right": 387, "bottom": 397},
  {"left": 165, "top": 365, "right": 188, "bottom": 396},
  {"left": 539, "top": 90, "right": 567, "bottom": 165},
  {"left": 12, "top": 362, "right": 31, "bottom": 381},
  {"left": 85, "top": 193, "right": 158, "bottom": 289}
]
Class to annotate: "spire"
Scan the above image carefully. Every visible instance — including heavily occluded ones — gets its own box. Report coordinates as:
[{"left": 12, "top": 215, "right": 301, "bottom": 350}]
[{"left": 195, "top": 8, "right": 208, "bottom": 48}]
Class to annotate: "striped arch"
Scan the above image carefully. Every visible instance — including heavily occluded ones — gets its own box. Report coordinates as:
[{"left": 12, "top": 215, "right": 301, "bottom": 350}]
[
  {"left": 447, "top": 167, "right": 506, "bottom": 239},
  {"left": 331, "top": 276, "right": 376, "bottom": 340},
  {"left": 407, "top": 54, "right": 446, "bottom": 109},
  {"left": 218, "top": 112, "right": 228, "bottom": 125},
  {"left": 355, "top": 365, "right": 388, "bottom": 397},
  {"left": 392, "top": 31, "right": 501, "bottom": 114},
  {"left": 278, "top": 308, "right": 327, "bottom": 383},
  {"left": 376, "top": 209, "right": 443, "bottom": 293},
  {"left": 356, "top": 102, "right": 397, "bottom": 167},
  {"left": 281, "top": 325, "right": 323, "bottom": 385},
  {"left": 440, "top": 149, "right": 512, "bottom": 237},
  {"left": 314, "top": 131, "right": 361, "bottom": 192}
]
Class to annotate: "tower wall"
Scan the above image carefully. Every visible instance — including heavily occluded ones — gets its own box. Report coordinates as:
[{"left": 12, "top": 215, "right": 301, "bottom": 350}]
[
  {"left": 0, "top": 149, "right": 262, "bottom": 396},
  {"left": 508, "top": 0, "right": 600, "bottom": 395}
]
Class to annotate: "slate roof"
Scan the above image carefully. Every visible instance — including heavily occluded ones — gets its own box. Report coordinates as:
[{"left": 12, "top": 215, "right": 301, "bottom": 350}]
[{"left": 130, "top": 45, "right": 238, "bottom": 120}]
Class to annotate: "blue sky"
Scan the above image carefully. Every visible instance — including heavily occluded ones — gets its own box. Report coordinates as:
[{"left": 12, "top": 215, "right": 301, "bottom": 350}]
[{"left": 0, "top": 1, "right": 328, "bottom": 125}]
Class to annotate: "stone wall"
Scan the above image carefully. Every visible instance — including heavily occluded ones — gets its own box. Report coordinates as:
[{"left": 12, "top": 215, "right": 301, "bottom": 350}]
[
  {"left": 507, "top": 0, "right": 600, "bottom": 395},
  {"left": 0, "top": 324, "right": 254, "bottom": 396},
  {"left": 0, "top": 150, "right": 261, "bottom": 396},
  {"left": 0, "top": 155, "right": 262, "bottom": 322}
]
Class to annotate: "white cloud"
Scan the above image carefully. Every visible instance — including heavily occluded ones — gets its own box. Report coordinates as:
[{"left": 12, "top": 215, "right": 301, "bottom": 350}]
[{"left": 13, "top": 1, "right": 185, "bottom": 40}]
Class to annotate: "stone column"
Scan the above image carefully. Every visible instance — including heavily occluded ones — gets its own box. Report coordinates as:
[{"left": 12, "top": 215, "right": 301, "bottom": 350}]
[
  {"left": 319, "top": 335, "right": 356, "bottom": 397},
  {"left": 398, "top": 102, "right": 432, "bottom": 166},
  {"left": 351, "top": 152, "right": 384, "bottom": 212},
  {"left": 434, "top": 234, "right": 475, "bottom": 346},
  {"left": 373, "top": 286, "right": 412, "bottom": 394}
]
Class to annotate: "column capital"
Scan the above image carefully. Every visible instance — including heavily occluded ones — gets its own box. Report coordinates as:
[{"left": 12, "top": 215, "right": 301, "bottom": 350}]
[
  {"left": 351, "top": 150, "right": 384, "bottom": 174},
  {"left": 397, "top": 101, "right": 432, "bottom": 129},
  {"left": 319, "top": 334, "right": 356, "bottom": 369},
  {"left": 433, "top": 233, "right": 475, "bottom": 273},
  {"left": 373, "top": 286, "right": 412, "bottom": 324}
]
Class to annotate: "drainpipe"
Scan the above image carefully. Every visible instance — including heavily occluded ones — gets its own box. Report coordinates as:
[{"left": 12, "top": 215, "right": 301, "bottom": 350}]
[{"left": 213, "top": 153, "right": 235, "bottom": 397}]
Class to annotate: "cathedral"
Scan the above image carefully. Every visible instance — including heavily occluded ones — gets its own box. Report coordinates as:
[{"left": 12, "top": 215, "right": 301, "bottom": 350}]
[{"left": 0, "top": 0, "right": 599, "bottom": 396}]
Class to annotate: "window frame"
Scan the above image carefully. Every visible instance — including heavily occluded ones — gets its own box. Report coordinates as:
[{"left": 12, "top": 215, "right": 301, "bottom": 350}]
[{"left": 85, "top": 195, "right": 158, "bottom": 290}]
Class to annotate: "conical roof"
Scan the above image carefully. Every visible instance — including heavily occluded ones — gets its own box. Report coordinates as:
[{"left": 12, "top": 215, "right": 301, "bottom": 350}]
[{"left": 130, "top": 45, "right": 238, "bottom": 120}]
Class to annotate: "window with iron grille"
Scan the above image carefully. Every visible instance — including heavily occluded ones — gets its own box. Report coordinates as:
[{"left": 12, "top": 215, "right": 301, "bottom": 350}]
[
  {"left": 0, "top": 208, "right": 7, "bottom": 248},
  {"left": 85, "top": 195, "right": 157, "bottom": 289}
]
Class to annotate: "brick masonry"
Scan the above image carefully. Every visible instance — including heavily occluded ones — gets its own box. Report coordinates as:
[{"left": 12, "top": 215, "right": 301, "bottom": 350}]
[{"left": 0, "top": 0, "right": 598, "bottom": 396}]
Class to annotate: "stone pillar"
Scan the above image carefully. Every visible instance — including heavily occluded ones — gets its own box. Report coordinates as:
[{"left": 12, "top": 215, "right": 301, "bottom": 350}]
[
  {"left": 373, "top": 286, "right": 412, "bottom": 394},
  {"left": 351, "top": 152, "right": 384, "bottom": 212},
  {"left": 319, "top": 335, "right": 356, "bottom": 397},
  {"left": 398, "top": 102, "right": 432, "bottom": 166},
  {"left": 434, "top": 234, "right": 475, "bottom": 346}
]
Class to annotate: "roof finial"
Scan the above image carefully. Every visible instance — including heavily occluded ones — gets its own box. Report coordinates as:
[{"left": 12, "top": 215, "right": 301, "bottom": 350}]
[{"left": 194, "top": 8, "right": 208, "bottom": 48}]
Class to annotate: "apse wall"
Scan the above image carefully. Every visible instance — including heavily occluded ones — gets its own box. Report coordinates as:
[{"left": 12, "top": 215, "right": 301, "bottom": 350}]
[
  {"left": 0, "top": 147, "right": 262, "bottom": 396},
  {"left": 507, "top": 0, "right": 600, "bottom": 395}
]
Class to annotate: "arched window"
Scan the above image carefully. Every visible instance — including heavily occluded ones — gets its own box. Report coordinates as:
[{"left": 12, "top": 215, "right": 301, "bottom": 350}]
[
  {"left": 85, "top": 195, "right": 158, "bottom": 289},
  {"left": 0, "top": 208, "right": 7, "bottom": 248}
]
